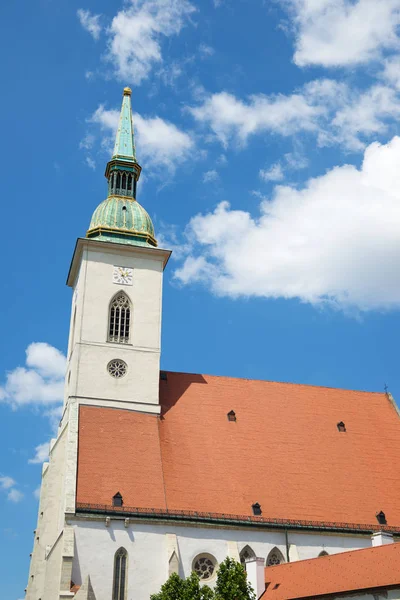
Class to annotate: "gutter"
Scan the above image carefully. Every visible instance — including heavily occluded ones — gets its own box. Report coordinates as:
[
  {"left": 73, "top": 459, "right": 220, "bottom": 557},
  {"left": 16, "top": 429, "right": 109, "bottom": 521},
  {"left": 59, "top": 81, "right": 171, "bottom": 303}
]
[{"left": 75, "top": 504, "right": 400, "bottom": 535}]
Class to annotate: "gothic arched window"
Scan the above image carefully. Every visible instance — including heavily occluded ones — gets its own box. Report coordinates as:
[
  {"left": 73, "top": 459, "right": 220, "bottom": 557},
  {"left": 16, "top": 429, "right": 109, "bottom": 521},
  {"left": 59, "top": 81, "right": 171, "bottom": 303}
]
[
  {"left": 108, "top": 292, "right": 131, "bottom": 344},
  {"left": 127, "top": 174, "right": 132, "bottom": 190},
  {"left": 266, "top": 547, "right": 285, "bottom": 566},
  {"left": 116, "top": 172, "right": 121, "bottom": 190},
  {"left": 122, "top": 173, "right": 126, "bottom": 190},
  {"left": 240, "top": 545, "right": 256, "bottom": 567},
  {"left": 112, "top": 547, "right": 127, "bottom": 600}
]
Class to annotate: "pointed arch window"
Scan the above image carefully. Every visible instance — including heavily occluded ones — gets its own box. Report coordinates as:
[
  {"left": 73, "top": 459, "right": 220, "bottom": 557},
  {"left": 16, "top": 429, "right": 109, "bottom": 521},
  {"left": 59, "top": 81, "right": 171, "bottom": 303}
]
[
  {"left": 122, "top": 173, "right": 127, "bottom": 190},
  {"left": 240, "top": 545, "right": 256, "bottom": 567},
  {"left": 266, "top": 547, "right": 285, "bottom": 566},
  {"left": 108, "top": 292, "right": 131, "bottom": 344},
  {"left": 112, "top": 547, "right": 127, "bottom": 600}
]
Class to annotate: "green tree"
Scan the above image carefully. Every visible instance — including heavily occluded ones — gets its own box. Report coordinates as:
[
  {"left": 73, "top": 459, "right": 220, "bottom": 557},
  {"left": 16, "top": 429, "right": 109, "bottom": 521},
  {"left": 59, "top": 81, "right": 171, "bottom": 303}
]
[
  {"left": 214, "top": 557, "right": 255, "bottom": 600},
  {"left": 151, "top": 557, "right": 255, "bottom": 600},
  {"left": 151, "top": 572, "right": 186, "bottom": 600}
]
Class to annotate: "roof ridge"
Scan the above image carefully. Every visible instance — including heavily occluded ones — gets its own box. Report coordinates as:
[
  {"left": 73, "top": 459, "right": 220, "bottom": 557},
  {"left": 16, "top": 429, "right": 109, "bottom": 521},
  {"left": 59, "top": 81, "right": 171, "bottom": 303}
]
[
  {"left": 161, "top": 370, "right": 386, "bottom": 395},
  {"left": 265, "top": 541, "right": 399, "bottom": 572}
]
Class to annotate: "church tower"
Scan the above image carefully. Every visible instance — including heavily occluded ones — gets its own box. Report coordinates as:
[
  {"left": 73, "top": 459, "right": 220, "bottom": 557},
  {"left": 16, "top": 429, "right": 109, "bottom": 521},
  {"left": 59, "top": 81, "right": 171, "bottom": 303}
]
[
  {"left": 66, "top": 86, "right": 170, "bottom": 415},
  {"left": 25, "top": 88, "right": 170, "bottom": 600}
]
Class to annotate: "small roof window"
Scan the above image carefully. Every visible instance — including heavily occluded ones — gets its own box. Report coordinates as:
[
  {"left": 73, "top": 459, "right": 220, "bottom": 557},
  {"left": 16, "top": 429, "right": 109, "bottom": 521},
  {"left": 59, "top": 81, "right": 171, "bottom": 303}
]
[
  {"left": 376, "top": 510, "right": 387, "bottom": 525},
  {"left": 227, "top": 410, "right": 236, "bottom": 422},
  {"left": 252, "top": 502, "right": 262, "bottom": 516},
  {"left": 337, "top": 421, "right": 346, "bottom": 432},
  {"left": 160, "top": 371, "right": 168, "bottom": 381},
  {"left": 113, "top": 492, "right": 123, "bottom": 507}
]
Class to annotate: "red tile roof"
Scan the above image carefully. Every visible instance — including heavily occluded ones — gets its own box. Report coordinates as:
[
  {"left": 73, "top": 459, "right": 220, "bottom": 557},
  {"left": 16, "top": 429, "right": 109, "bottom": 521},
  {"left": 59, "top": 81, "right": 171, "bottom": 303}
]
[
  {"left": 262, "top": 542, "right": 400, "bottom": 599},
  {"left": 76, "top": 372, "right": 400, "bottom": 528}
]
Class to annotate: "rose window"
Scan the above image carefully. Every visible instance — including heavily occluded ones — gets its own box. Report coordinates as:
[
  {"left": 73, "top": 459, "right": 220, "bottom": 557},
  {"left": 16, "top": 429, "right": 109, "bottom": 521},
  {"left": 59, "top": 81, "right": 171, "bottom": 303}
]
[
  {"left": 107, "top": 359, "right": 127, "bottom": 378},
  {"left": 193, "top": 555, "right": 216, "bottom": 580}
]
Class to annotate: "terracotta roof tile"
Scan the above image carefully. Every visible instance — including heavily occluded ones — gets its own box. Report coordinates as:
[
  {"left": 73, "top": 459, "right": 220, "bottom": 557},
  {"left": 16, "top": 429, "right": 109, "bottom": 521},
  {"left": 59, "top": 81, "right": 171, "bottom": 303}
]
[
  {"left": 262, "top": 542, "right": 400, "bottom": 599},
  {"left": 76, "top": 406, "right": 167, "bottom": 509},
  {"left": 76, "top": 373, "right": 400, "bottom": 527}
]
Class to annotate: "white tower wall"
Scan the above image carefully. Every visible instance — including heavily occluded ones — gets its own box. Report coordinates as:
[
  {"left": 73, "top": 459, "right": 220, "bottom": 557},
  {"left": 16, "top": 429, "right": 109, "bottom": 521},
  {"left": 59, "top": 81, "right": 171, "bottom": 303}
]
[{"left": 66, "top": 239, "right": 170, "bottom": 414}]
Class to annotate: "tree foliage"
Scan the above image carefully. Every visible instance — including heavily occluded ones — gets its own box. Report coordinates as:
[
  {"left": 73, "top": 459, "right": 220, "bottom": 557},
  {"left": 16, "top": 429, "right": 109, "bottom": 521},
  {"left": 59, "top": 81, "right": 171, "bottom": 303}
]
[
  {"left": 150, "top": 557, "right": 255, "bottom": 600},
  {"left": 214, "top": 558, "right": 255, "bottom": 600}
]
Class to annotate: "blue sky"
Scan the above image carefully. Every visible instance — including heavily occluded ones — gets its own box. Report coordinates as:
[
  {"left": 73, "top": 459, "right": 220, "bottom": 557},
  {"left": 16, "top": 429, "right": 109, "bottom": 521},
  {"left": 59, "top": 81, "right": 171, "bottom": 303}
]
[{"left": 2, "top": 0, "right": 400, "bottom": 597}]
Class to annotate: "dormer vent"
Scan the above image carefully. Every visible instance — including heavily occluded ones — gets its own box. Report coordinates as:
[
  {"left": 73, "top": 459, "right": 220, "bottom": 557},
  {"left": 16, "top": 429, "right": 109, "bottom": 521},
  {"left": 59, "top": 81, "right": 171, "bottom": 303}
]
[
  {"left": 376, "top": 510, "right": 387, "bottom": 525},
  {"left": 160, "top": 371, "right": 168, "bottom": 381},
  {"left": 113, "top": 492, "right": 123, "bottom": 507},
  {"left": 227, "top": 410, "right": 236, "bottom": 422},
  {"left": 252, "top": 502, "right": 262, "bottom": 516},
  {"left": 337, "top": 421, "right": 346, "bottom": 432}
]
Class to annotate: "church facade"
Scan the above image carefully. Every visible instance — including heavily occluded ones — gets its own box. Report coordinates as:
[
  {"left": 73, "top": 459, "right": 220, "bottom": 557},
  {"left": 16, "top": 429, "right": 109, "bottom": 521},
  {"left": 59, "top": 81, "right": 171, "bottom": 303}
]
[{"left": 25, "top": 88, "right": 400, "bottom": 600}]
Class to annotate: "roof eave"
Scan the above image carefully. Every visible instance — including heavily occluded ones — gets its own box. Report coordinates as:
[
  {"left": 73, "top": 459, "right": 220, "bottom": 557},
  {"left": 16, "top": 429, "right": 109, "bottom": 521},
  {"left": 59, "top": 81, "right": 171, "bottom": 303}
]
[{"left": 66, "top": 237, "right": 172, "bottom": 287}]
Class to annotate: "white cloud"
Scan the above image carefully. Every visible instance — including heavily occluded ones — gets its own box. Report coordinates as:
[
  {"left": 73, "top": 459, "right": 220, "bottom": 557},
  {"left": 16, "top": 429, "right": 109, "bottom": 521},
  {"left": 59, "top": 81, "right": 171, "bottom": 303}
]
[
  {"left": 29, "top": 442, "right": 50, "bottom": 465},
  {"left": 79, "top": 133, "right": 95, "bottom": 150},
  {"left": 189, "top": 80, "right": 400, "bottom": 151},
  {"left": 175, "top": 136, "right": 400, "bottom": 312},
  {"left": 282, "top": 0, "right": 400, "bottom": 67},
  {"left": 105, "top": 0, "right": 195, "bottom": 84},
  {"left": 382, "top": 55, "right": 400, "bottom": 89},
  {"left": 203, "top": 169, "right": 219, "bottom": 183},
  {"left": 86, "top": 157, "right": 96, "bottom": 170},
  {"left": 77, "top": 9, "right": 102, "bottom": 41},
  {"left": 8, "top": 489, "right": 23, "bottom": 503},
  {"left": 0, "top": 343, "right": 66, "bottom": 408},
  {"left": 189, "top": 89, "right": 323, "bottom": 147},
  {"left": 328, "top": 85, "right": 400, "bottom": 150},
  {"left": 260, "top": 163, "right": 284, "bottom": 182},
  {"left": 199, "top": 43, "right": 215, "bottom": 57},
  {"left": 0, "top": 476, "right": 23, "bottom": 503},
  {"left": 26, "top": 343, "right": 66, "bottom": 379},
  {"left": 0, "top": 476, "right": 15, "bottom": 490},
  {"left": 284, "top": 151, "right": 308, "bottom": 170},
  {"left": 90, "top": 105, "right": 194, "bottom": 172},
  {"left": 33, "top": 486, "right": 41, "bottom": 500}
]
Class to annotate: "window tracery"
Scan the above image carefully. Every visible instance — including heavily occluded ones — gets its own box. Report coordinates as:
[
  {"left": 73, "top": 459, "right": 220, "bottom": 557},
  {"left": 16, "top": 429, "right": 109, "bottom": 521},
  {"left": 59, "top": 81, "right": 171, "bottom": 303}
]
[
  {"left": 266, "top": 547, "right": 285, "bottom": 566},
  {"left": 108, "top": 292, "right": 131, "bottom": 344},
  {"left": 240, "top": 545, "right": 256, "bottom": 566},
  {"left": 112, "top": 547, "right": 127, "bottom": 600},
  {"left": 108, "top": 359, "right": 127, "bottom": 378},
  {"left": 193, "top": 554, "right": 217, "bottom": 581}
]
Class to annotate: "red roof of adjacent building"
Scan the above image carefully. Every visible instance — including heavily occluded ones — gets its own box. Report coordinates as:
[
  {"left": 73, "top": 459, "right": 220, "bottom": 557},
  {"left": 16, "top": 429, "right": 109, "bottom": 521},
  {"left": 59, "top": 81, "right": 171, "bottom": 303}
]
[
  {"left": 262, "top": 542, "right": 400, "bottom": 599},
  {"left": 76, "top": 372, "right": 400, "bottom": 529}
]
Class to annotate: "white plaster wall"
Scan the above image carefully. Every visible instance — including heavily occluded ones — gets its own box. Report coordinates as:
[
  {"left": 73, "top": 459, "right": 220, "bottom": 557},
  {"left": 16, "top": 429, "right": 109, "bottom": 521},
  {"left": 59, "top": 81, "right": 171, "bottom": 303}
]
[
  {"left": 81, "top": 247, "right": 163, "bottom": 349},
  {"left": 73, "top": 343, "right": 161, "bottom": 406},
  {"left": 43, "top": 531, "right": 64, "bottom": 600},
  {"left": 287, "top": 530, "right": 371, "bottom": 559},
  {"left": 26, "top": 427, "right": 69, "bottom": 600},
  {"left": 66, "top": 243, "right": 165, "bottom": 410},
  {"left": 71, "top": 518, "right": 372, "bottom": 600}
]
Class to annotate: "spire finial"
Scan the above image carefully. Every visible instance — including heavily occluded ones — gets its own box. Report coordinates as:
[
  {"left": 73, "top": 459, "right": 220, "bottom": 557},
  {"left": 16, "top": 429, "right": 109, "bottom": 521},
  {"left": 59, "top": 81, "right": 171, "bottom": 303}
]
[{"left": 112, "top": 87, "right": 136, "bottom": 161}]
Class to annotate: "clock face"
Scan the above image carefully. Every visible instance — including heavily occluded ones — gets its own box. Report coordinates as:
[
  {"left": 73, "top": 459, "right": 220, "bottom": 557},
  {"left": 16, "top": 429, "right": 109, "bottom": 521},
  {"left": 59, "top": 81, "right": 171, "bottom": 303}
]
[{"left": 113, "top": 266, "right": 133, "bottom": 286}]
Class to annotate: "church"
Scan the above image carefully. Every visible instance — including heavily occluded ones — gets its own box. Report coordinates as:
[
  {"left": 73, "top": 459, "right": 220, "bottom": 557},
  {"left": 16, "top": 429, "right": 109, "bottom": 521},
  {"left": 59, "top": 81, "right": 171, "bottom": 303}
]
[{"left": 25, "top": 88, "right": 400, "bottom": 600}]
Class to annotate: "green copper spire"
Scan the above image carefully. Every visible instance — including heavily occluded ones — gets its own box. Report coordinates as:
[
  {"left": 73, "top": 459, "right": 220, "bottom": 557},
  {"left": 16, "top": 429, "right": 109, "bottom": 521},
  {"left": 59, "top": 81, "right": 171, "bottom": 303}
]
[
  {"left": 86, "top": 87, "right": 157, "bottom": 248},
  {"left": 112, "top": 87, "right": 137, "bottom": 161}
]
